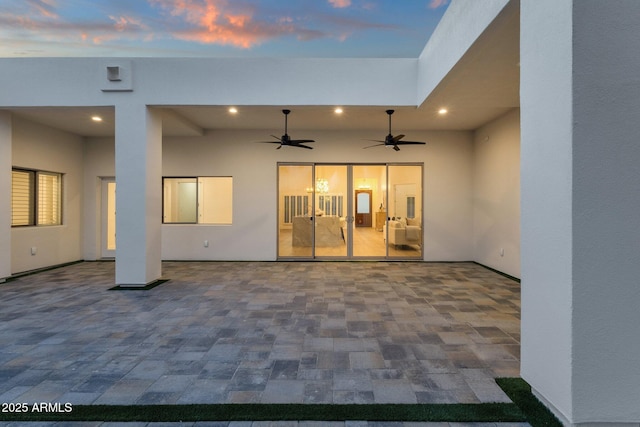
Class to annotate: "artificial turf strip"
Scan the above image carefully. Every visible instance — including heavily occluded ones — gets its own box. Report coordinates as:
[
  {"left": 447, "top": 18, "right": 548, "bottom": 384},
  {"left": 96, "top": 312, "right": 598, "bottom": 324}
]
[
  {"left": 0, "top": 403, "right": 526, "bottom": 422},
  {"left": 496, "top": 377, "right": 563, "bottom": 427},
  {"left": 3, "top": 378, "right": 562, "bottom": 423}
]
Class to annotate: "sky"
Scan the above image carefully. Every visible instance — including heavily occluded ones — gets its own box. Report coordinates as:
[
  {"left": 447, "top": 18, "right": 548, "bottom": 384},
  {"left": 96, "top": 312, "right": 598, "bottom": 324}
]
[{"left": 0, "top": 0, "right": 450, "bottom": 58}]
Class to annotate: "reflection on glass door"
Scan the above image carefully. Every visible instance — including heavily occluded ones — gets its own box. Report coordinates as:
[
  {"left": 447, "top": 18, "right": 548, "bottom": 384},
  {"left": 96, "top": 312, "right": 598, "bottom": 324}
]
[
  {"left": 387, "top": 164, "right": 422, "bottom": 259},
  {"left": 314, "top": 165, "right": 348, "bottom": 258},
  {"left": 278, "top": 164, "right": 313, "bottom": 258}
]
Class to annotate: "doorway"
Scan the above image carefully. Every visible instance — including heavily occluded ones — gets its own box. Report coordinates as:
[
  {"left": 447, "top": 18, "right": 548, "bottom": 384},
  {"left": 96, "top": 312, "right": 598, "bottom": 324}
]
[
  {"left": 278, "top": 163, "right": 423, "bottom": 260},
  {"left": 101, "top": 178, "right": 116, "bottom": 258}
]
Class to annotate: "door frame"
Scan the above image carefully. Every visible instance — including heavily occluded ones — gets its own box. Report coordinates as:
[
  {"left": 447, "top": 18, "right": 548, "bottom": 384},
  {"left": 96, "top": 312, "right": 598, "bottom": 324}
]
[{"left": 355, "top": 189, "right": 373, "bottom": 227}]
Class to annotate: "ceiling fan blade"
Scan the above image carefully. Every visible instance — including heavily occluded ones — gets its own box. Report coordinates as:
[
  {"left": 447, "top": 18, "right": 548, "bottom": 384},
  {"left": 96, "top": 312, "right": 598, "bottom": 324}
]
[
  {"left": 258, "top": 110, "right": 315, "bottom": 150},
  {"left": 360, "top": 110, "right": 425, "bottom": 151},
  {"left": 363, "top": 143, "right": 385, "bottom": 149},
  {"left": 395, "top": 141, "right": 426, "bottom": 145}
]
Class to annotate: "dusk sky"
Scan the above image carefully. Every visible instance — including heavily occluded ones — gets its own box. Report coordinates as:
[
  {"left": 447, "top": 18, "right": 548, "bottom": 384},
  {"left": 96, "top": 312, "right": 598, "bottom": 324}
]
[{"left": 0, "top": 0, "right": 450, "bottom": 58}]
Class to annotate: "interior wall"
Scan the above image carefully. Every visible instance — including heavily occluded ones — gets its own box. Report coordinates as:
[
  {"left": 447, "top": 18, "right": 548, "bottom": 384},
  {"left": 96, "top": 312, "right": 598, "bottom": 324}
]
[
  {"left": 472, "top": 108, "right": 520, "bottom": 278},
  {"left": 11, "top": 116, "right": 84, "bottom": 274}
]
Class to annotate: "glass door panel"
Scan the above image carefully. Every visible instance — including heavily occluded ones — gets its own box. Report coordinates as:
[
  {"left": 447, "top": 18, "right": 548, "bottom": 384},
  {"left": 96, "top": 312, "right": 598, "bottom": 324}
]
[
  {"left": 314, "top": 165, "right": 348, "bottom": 258},
  {"left": 352, "top": 165, "right": 387, "bottom": 258},
  {"left": 278, "top": 164, "right": 313, "bottom": 258},
  {"left": 387, "top": 164, "right": 423, "bottom": 259}
]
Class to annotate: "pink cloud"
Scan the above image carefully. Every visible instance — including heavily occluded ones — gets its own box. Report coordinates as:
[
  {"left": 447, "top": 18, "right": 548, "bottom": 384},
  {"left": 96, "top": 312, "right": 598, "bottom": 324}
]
[
  {"left": 0, "top": 0, "right": 427, "bottom": 56},
  {"left": 149, "top": 0, "right": 260, "bottom": 47},
  {"left": 24, "top": 0, "right": 59, "bottom": 19},
  {"left": 0, "top": 2, "right": 154, "bottom": 52},
  {"left": 328, "top": 0, "right": 352, "bottom": 8},
  {"left": 110, "top": 15, "right": 149, "bottom": 33},
  {"left": 148, "top": 0, "right": 325, "bottom": 48},
  {"left": 428, "top": 0, "right": 450, "bottom": 9},
  {"left": 89, "top": 15, "right": 151, "bottom": 44}
]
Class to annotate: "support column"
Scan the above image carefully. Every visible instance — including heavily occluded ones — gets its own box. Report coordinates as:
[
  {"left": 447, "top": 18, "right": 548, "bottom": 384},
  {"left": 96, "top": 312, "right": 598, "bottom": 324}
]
[
  {"left": 521, "top": 1, "right": 640, "bottom": 425},
  {"left": 0, "top": 111, "right": 11, "bottom": 281},
  {"left": 114, "top": 104, "right": 162, "bottom": 286}
]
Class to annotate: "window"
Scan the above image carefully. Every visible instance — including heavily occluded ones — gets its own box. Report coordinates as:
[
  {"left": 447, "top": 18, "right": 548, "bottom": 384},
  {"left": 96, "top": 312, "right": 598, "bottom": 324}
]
[
  {"left": 12, "top": 168, "right": 62, "bottom": 227},
  {"left": 407, "top": 196, "right": 416, "bottom": 219},
  {"left": 163, "top": 177, "right": 233, "bottom": 224}
]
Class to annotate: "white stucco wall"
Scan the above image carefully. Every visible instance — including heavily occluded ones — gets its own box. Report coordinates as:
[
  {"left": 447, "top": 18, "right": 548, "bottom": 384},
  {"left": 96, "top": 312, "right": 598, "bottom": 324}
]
[
  {"left": 11, "top": 116, "right": 84, "bottom": 274},
  {"left": 571, "top": 0, "right": 640, "bottom": 422},
  {"left": 473, "top": 109, "right": 520, "bottom": 278},
  {"left": 163, "top": 129, "right": 473, "bottom": 261},
  {"left": 417, "top": 0, "right": 510, "bottom": 105},
  {"left": 522, "top": 0, "right": 640, "bottom": 423},
  {"left": 520, "top": 0, "right": 574, "bottom": 420},
  {"left": 83, "top": 129, "right": 473, "bottom": 262},
  {"left": 0, "top": 57, "right": 417, "bottom": 109},
  {"left": 0, "top": 112, "right": 11, "bottom": 280}
]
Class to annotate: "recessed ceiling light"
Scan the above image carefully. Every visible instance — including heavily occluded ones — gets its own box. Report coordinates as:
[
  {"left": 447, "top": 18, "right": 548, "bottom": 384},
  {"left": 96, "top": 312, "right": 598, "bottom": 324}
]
[
  {"left": 438, "top": 108, "right": 448, "bottom": 115},
  {"left": 91, "top": 116, "right": 103, "bottom": 122},
  {"left": 228, "top": 107, "right": 238, "bottom": 114},
  {"left": 334, "top": 107, "right": 343, "bottom": 114}
]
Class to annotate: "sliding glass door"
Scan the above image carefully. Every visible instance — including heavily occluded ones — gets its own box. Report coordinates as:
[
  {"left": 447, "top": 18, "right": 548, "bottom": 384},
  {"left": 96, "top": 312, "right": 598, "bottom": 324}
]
[
  {"left": 314, "top": 165, "right": 348, "bottom": 258},
  {"left": 278, "top": 164, "right": 314, "bottom": 258},
  {"left": 278, "top": 163, "right": 422, "bottom": 260},
  {"left": 387, "top": 164, "right": 423, "bottom": 259},
  {"left": 352, "top": 165, "right": 387, "bottom": 258}
]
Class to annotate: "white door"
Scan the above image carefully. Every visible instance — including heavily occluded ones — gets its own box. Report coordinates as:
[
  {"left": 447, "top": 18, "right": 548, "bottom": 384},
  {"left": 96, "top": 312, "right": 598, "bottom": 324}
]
[{"left": 101, "top": 178, "right": 116, "bottom": 258}]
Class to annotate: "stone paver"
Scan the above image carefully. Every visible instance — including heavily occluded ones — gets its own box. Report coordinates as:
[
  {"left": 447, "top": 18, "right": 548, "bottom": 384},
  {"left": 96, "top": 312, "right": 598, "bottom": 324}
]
[{"left": 0, "top": 261, "right": 526, "bottom": 426}]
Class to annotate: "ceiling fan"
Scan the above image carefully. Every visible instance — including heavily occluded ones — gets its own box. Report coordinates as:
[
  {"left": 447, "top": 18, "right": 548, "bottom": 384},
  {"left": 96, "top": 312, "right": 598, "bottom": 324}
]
[
  {"left": 364, "top": 109, "right": 427, "bottom": 151},
  {"left": 257, "top": 109, "right": 314, "bottom": 149}
]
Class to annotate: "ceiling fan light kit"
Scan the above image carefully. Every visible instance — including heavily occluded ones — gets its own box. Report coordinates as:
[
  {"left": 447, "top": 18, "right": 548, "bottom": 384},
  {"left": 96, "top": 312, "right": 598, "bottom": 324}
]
[{"left": 256, "top": 109, "right": 426, "bottom": 151}]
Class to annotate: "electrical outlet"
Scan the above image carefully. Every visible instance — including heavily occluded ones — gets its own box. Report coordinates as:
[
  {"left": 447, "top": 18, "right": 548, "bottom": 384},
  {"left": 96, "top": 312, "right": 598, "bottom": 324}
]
[
  {"left": 31, "top": 247, "right": 37, "bottom": 256},
  {"left": 500, "top": 248, "right": 504, "bottom": 257},
  {"left": 204, "top": 240, "right": 209, "bottom": 248}
]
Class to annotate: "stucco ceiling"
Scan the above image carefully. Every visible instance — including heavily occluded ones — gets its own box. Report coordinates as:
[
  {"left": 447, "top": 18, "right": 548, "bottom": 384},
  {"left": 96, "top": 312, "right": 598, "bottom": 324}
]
[{"left": 10, "top": 4, "right": 519, "bottom": 138}]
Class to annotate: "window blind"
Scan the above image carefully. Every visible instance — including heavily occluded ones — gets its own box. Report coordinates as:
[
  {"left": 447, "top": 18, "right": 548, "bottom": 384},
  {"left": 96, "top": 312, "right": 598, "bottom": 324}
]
[
  {"left": 11, "top": 170, "right": 34, "bottom": 226},
  {"left": 37, "top": 172, "right": 61, "bottom": 225}
]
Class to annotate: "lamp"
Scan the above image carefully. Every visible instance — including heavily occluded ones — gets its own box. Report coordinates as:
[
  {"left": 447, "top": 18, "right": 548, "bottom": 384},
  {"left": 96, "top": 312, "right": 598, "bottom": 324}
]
[
  {"left": 316, "top": 178, "right": 329, "bottom": 194},
  {"left": 357, "top": 179, "right": 371, "bottom": 190}
]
